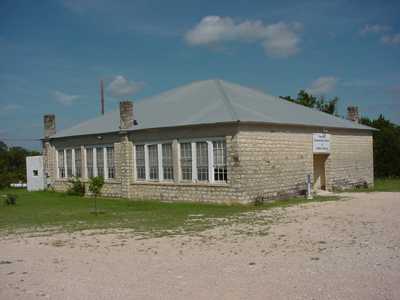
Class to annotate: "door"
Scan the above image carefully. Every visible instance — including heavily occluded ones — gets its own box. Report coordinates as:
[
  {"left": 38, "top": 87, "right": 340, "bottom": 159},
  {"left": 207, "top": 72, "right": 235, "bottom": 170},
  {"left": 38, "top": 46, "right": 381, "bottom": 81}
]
[{"left": 313, "top": 154, "right": 327, "bottom": 190}]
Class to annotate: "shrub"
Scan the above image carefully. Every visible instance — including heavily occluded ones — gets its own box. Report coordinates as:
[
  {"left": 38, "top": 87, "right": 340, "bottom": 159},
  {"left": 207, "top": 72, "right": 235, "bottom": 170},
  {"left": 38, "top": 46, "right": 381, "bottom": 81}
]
[
  {"left": 2, "top": 194, "right": 17, "bottom": 206},
  {"left": 67, "top": 177, "right": 85, "bottom": 196},
  {"left": 88, "top": 176, "right": 104, "bottom": 198}
]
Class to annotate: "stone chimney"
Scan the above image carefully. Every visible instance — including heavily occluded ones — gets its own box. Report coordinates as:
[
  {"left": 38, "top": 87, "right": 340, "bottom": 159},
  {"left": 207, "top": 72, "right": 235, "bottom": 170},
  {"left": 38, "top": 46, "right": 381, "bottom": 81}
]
[
  {"left": 347, "top": 106, "right": 359, "bottom": 123},
  {"left": 119, "top": 101, "right": 134, "bottom": 130},
  {"left": 43, "top": 114, "right": 56, "bottom": 138}
]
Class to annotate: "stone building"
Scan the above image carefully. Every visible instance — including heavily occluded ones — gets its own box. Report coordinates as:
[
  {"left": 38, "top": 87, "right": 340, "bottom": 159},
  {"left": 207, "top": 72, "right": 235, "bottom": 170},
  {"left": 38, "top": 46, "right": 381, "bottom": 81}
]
[{"left": 42, "top": 80, "right": 374, "bottom": 203}]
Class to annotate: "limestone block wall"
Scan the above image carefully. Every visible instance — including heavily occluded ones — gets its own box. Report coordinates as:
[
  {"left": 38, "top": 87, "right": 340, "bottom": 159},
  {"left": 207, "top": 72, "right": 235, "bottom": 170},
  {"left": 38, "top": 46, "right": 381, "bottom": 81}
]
[
  {"left": 237, "top": 124, "right": 374, "bottom": 202},
  {"left": 237, "top": 124, "right": 314, "bottom": 202},
  {"left": 43, "top": 123, "right": 374, "bottom": 203},
  {"left": 325, "top": 130, "right": 373, "bottom": 190}
]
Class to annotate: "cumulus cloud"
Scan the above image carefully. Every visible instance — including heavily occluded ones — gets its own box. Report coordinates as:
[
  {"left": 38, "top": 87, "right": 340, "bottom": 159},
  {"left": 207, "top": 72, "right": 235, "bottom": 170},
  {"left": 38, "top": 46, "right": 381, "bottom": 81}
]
[
  {"left": 53, "top": 90, "right": 80, "bottom": 106},
  {"left": 106, "top": 75, "right": 144, "bottom": 99},
  {"left": 381, "top": 34, "right": 400, "bottom": 45},
  {"left": 360, "top": 24, "right": 391, "bottom": 35},
  {"left": 185, "top": 16, "right": 303, "bottom": 58},
  {"left": 306, "top": 76, "right": 337, "bottom": 95}
]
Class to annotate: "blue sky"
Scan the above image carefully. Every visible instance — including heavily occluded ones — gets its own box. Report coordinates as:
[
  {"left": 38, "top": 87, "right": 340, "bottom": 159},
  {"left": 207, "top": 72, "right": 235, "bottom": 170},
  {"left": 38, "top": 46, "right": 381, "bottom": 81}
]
[{"left": 1, "top": 0, "right": 399, "bottom": 150}]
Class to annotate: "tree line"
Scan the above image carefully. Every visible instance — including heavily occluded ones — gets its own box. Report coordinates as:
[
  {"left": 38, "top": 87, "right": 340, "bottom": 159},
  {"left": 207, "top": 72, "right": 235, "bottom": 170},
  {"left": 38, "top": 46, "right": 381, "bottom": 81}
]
[
  {"left": 0, "top": 141, "right": 40, "bottom": 188},
  {"left": 280, "top": 90, "right": 400, "bottom": 178}
]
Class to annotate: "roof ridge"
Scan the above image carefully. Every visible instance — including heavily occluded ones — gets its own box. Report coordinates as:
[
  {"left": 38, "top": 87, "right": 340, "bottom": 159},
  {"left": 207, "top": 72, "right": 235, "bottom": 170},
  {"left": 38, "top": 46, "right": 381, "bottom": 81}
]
[{"left": 215, "top": 80, "right": 239, "bottom": 121}]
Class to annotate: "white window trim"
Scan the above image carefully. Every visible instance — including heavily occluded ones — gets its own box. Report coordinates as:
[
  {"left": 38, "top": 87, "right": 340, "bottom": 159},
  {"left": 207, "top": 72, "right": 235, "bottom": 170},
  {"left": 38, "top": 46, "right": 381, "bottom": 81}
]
[
  {"left": 144, "top": 144, "right": 149, "bottom": 181},
  {"left": 56, "top": 150, "right": 60, "bottom": 179},
  {"left": 63, "top": 149, "right": 68, "bottom": 179},
  {"left": 207, "top": 141, "right": 214, "bottom": 184},
  {"left": 157, "top": 144, "right": 163, "bottom": 181},
  {"left": 103, "top": 147, "right": 108, "bottom": 180},
  {"left": 72, "top": 149, "right": 76, "bottom": 177},
  {"left": 131, "top": 138, "right": 226, "bottom": 184},
  {"left": 191, "top": 142, "right": 197, "bottom": 182}
]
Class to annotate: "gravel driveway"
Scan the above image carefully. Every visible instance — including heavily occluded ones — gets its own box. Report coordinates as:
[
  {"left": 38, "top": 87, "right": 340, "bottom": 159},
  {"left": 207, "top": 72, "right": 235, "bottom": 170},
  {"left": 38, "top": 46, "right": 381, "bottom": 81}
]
[{"left": 1, "top": 192, "right": 399, "bottom": 300}]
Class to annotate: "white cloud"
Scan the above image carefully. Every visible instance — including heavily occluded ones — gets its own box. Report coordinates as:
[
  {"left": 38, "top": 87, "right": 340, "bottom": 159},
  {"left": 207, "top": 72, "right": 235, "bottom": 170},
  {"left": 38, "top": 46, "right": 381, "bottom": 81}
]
[
  {"left": 185, "top": 16, "right": 302, "bottom": 58},
  {"left": 306, "top": 76, "right": 337, "bottom": 95},
  {"left": 53, "top": 90, "right": 80, "bottom": 106},
  {"left": 360, "top": 24, "right": 391, "bottom": 35},
  {"left": 106, "top": 75, "right": 144, "bottom": 99},
  {"left": 381, "top": 34, "right": 400, "bottom": 45}
]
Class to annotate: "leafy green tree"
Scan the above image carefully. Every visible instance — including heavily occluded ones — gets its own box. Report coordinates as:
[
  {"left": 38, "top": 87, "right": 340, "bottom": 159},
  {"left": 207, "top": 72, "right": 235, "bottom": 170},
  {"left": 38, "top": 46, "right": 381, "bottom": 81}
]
[
  {"left": 280, "top": 90, "right": 338, "bottom": 115},
  {"left": 88, "top": 176, "right": 104, "bottom": 215},
  {"left": 0, "top": 141, "right": 40, "bottom": 188},
  {"left": 361, "top": 115, "right": 400, "bottom": 178}
]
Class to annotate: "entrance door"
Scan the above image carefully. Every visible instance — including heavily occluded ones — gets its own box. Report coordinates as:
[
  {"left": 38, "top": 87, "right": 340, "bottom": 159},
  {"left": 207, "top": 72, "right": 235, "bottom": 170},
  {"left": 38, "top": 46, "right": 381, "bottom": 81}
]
[{"left": 313, "top": 154, "right": 327, "bottom": 190}]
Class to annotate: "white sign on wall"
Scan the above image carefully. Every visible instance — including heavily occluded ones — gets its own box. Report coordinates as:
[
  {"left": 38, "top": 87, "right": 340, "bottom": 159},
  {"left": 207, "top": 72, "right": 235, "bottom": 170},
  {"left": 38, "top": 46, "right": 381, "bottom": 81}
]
[{"left": 313, "top": 133, "right": 331, "bottom": 153}]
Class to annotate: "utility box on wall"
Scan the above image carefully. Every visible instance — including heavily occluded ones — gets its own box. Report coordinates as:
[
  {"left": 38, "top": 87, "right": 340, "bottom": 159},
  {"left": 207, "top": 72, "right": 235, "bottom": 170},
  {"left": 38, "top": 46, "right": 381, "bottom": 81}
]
[{"left": 26, "top": 156, "right": 45, "bottom": 191}]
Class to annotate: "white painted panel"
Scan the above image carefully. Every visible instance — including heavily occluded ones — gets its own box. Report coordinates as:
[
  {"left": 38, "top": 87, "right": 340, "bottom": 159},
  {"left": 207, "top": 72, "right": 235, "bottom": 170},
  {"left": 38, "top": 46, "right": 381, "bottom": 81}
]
[{"left": 26, "top": 156, "right": 45, "bottom": 191}]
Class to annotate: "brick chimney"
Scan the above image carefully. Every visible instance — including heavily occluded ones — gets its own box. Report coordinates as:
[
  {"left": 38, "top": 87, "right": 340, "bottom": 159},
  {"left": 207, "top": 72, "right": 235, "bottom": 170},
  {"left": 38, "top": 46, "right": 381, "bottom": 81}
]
[
  {"left": 119, "top": 101, "right": 134, "bottom": 130},
  {"left": 43, "top": 114, "right": 56, "bottom": 138},
  {"left": 347, "top": 106, "right": 359, "bottom": 123}
]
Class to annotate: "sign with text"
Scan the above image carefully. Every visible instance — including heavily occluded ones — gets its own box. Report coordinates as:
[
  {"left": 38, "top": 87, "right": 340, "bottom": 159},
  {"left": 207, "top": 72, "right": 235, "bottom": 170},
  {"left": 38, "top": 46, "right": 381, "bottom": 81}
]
[{"left": 313, "top": 133, "right": 331, "bottom": 153}]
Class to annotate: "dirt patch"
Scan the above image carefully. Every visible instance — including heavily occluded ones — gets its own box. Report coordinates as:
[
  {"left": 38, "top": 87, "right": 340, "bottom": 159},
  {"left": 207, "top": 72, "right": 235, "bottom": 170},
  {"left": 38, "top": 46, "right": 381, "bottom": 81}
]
[{"left": 1, "top": 192, "right": 399, "bottom": 300}]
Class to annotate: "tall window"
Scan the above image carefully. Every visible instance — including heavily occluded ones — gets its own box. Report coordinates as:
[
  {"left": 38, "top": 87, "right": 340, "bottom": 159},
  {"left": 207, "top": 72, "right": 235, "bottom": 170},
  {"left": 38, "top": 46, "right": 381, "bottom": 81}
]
[
  {"left": 86, "top": 148, "right": 94, "bottom": 178},
  {"left": 96, "top": 147, "right": 104, "bottom": 177},
  {"left": 135, "top": 145, "right": 146, "bottom": 180},
  {"left": 162, "top": 143, "right": 173, "bottom": 180},
  {"left": 66, "top": 149, "right": 73, "bottom": 177},
  {"left": 58, "top": 150, "right": 65, "bottom": 178},
  {"left": 213, "top": 141, "right": 227, "bottom": 182},
  {"left": 74, "top": 148, "right": 81, "bottom": 177},
  {"left": 107, "top": 146, "right": 115, "bottom": 179},
  {"left": 148, "top": 144, "right": 159, "bottom": 180},
  {"left": 196, "top": 142, "right": 208, "bottom": 181},
  {"left": 180, "top": 142, "right": 192, "bottom": 180}
]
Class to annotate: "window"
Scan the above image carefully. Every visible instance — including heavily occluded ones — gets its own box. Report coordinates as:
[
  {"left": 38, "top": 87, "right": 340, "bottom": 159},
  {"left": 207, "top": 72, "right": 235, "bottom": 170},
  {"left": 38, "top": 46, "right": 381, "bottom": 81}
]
[
  {"left": 58, "top": 150, "right": 65, "bottom": 178},
  {"left": 135, "top": 145, "right": 146, "bottom": 180},
  {"left": 162, "top": 143, "right": 173, "bottom": 180},
  {"left": 107, "top": 147, "right": 115, "bottom": 179},
  {"left": 74, "top": 148, "right": 81, "bottom": 177},
  {"left": 86, "top": 148, "right": 94, "bottom": 178},
  {"left": 66, "top": 149, "right": 73, "bottom": 177},
  {"left": 196, "top": 142, "right": 209, "bottom": 181},
  {"left": 134, "top": 139, "right": 227, "bottom": 184},
  {"left": 148, "top": 144, "right": 159, "bottom": 180},
  {"left": 213, "top": 141, "right": 227, "bottom": 182},
  {"left": 96, "top": 147, "right": 104, "bottom": 177},
  {"left": 180, "top": 142, "right": 192, "bottom": 180}
]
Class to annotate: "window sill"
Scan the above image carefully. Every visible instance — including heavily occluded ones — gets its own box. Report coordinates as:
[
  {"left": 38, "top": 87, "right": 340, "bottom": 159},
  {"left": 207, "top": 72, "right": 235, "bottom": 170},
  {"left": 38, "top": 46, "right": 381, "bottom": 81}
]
[{"left": 131, "top": 180, "right": 229, "bottom": 187}]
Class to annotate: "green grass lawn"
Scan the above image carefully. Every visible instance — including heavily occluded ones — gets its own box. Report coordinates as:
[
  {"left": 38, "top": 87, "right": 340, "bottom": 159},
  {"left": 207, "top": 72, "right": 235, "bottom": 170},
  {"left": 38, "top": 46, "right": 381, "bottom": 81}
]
[
  {"left": 346, "top": 178, "right": 400, "bottom": 192},
  {"left": 0, "top": 189, "right": 337, "bottom": 236}
]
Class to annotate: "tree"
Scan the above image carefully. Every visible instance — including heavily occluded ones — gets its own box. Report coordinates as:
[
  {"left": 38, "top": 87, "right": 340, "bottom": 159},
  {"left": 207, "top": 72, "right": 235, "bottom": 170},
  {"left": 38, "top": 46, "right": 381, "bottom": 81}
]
[
  {"left": 360, "top": 115, "right": 400, "bottom": 178},
  {"left": 88, "top": 176, "right": 104, "bottom": 215},
  {"left": 0, "top": 141, "right": 40, "bottom": 188},
  {"left": 280, "top": 90, "right": 338, "bottom": 115}
]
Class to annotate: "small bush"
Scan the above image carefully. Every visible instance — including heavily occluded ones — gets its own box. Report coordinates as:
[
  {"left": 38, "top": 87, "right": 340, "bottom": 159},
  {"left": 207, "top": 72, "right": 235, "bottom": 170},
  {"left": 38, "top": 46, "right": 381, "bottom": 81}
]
[
  {"left": 88, "top": 176, "right": 104, "bottom": 197},
  {"left": 67, "top": 177, "right": 85, "bottom": 196},
  {"left": 88, "top": 176, "right": 105, "bottom": 215},
  {"left": 2, "top": 194, "right": 17, "bottom": 206}
]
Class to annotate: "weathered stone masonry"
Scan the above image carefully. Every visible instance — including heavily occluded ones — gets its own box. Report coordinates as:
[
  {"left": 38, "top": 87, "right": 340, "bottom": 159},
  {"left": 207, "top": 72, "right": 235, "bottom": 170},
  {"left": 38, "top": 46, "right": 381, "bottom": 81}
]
[{"left": 44, "top": 122, "right": 374, "bottom": 204}]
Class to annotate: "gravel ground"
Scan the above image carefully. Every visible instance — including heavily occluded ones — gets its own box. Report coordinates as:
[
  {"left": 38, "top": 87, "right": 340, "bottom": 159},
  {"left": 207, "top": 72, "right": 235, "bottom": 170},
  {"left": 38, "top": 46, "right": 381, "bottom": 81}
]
[{"left": 1, "top": 192, "right": 399, "bottom": 300}]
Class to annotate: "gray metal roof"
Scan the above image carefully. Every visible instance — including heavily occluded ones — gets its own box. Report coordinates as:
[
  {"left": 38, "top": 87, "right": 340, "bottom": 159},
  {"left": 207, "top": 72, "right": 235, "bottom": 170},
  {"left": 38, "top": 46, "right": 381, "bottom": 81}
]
[{"left": 53, "top": 79, "right": 374, "bottom": 138}]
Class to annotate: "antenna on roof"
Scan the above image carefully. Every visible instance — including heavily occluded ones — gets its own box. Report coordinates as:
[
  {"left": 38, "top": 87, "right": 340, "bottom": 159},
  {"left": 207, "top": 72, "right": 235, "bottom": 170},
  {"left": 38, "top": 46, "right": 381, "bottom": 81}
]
[{"left": 100, "top": 79, "right": 105, "bottom": 115}]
